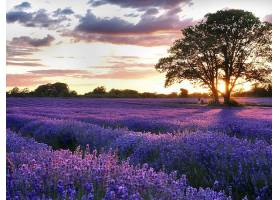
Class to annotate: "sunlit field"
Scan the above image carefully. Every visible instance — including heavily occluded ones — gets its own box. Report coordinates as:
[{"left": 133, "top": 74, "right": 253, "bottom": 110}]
[{"left": 7, "top": 98, "right": 271, "bottom": 200}]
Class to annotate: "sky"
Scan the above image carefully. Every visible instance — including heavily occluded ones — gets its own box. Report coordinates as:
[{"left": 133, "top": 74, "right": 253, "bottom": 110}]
[{"left": 6, "top": 0, "right": 272, "bottom": 94}]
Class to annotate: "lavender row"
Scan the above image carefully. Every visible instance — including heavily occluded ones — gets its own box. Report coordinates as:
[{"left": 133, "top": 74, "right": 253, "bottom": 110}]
[
  {"left": 7, "top": 115, "right": 271, "bottom": 199},
  {"left": 7, "top": 110, "right": 272, "bottom": 143},
  {"left": 7, "top": 98, "right": 272, "bottom": 142},
  {"left": 7, "top": 130, "right": 231, "bottom": 200}
]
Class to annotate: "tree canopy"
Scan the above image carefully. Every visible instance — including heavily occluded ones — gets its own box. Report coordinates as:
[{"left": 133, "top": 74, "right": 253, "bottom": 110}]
[
  {"left": 6, "top": 83, "right": 78, "bottom": 97},
  {"left": 155, "top": 9, "right": 272, "bottom": 104},
  {"left": 33, "top": 82, "right": 72, "bottom": 97}
]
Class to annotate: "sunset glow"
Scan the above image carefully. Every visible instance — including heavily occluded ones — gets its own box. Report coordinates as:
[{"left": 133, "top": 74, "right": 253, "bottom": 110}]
[{"left": 6, "top": 0, "right": 271, "bottom": 94}]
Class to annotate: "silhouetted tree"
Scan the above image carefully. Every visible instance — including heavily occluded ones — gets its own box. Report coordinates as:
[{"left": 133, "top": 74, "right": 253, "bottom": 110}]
[
  {"left": 167, "top": 92, "right": 178, "bottom": 98},
  {"left": 85, "top": 86, "right": 107, "bottom": 97},
  {"left": 7, "top": 87, "right": 30, "bottom": 97},
  {"left": 93, "top": 86, "right": 106, "bottom": 95},
  {"left": 9, "top": 87, "right": 20, "bottom": 96},
  {"left": 179, "top": 88, "right": 189, "bottom": 97},
  {"left": 121, "top": 89, "right": 139, "bottom": 97},
  {"left": 156, "top": 9, "right": 271, "bottom": 105},
  {"left": 69, "top": 90, "right": 78, "bottom": 97},
  {"left": 141, "top": 92, "right": 158, "bottom": 98},
  {"left": 108, "top": 89, "right": 122, "bottom": 97},
  {"left": 233, "top": 83, "right": 272, "bottom": 97},
  {"left": 34, "top": 82, "right": 71, "bottom": 97}
]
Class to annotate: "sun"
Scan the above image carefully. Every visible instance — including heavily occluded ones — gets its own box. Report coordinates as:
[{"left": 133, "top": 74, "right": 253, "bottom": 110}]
[
  {"left": 218, "top": 81, "right": 225, "bottom": 94},
  {"left": 217, "top": 80, "right": 252, "bottom": 95}
]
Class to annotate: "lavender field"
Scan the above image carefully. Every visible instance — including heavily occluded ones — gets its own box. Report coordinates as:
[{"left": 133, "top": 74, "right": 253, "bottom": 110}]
[{"left": 6, "top": 98, "right": 272, "bottom": 200}]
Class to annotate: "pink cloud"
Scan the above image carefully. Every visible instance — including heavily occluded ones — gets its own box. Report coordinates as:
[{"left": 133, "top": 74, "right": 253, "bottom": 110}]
[
  {"left": 263, "top": 14, "right": 272, "bottom": 23},
  {"left": 64, "top": 8, "right": 196, "bottom": 46},
  {"left": 92, "top": 69, "right": 157, "bottom": 79},
  {"left": 7, "top": 74, "right": 46, "bottom": 87}
]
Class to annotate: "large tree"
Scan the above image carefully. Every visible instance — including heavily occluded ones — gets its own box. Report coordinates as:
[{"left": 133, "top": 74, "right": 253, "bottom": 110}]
[
  {"left": 34, "top": 82, "right": 72, "bottom": 97},
  {"left": 155, "top": 9, "right": 271, "bottom": 104}
]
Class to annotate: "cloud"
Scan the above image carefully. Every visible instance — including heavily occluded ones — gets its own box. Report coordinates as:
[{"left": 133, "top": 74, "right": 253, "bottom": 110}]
[
  {"left": 7, "top": 67, "right": 157, "bottom": 87},
  {"left": 7, "top": 74, "right": 46, "bottom": 87},
  {"left": 6, "top": 61, "right": 44, "bottom": 67},
  {"left": 6, "top": 9, "right": 68, "bottom": 28},
  {"left": 28, "top": 68, "right": 156, "bottom": 79},
  {"left": 93, "top": 56, "right": 154, "bottom": 69},
  {"left": 6, "top": 45, "right": 37, "bottom": 57},
  {"left": 10, "top": 35, "right": 55, "bottom": 47},
  {"left": 64, "top": 30, "right": 182, "bottom": 46},
  {"left": 14, "top": 2, "right": 31, "bottom": 10},
  {"left": 53, "top": 8, "right": 74, "bottom": 16},
  {"left": 6, "top": 44, "right": 41, "bottom": 67},
  {"left": 6, "top": 58, "right": 43, "bottom": 67},
  {"left": 263, "top": 14, "right": 272, "bottom": 23},
  {"left": 107, "top": 56, "right": 139, "bottom": 60},
  {"left": 124, "top": 13, "right": 139, "bottom": 18},
  {"left": 9, "top": 58, "right": 41, "bottom": 62},
  {"left": 93, "top": 62, "right": 153, "bottom": 69},
  {"left": 88, "top": 0, "right": 192, "bottom": 10},
  {"left": 6, "top": 35, "right": 54, "bottom": 67},
  {"left": 92, "top": 69, "right": 157, "bottom": 79},
  {"left": 76, "top": 11, "right": 135, "bottom": 34},
  {"left": 144, "top": 8, "right": 159, "bottom": 16},
  {"left": 6, "top": 10, "right": 33, "bottom": 24},
  {"left": 7, "top": 69, "right": 93, "bottom": 87},
  {"left": 66, "top": 8, "right": 195, "bottom": 46},
  {"left": 76, "top": 9, "right": 194, "bottom": 34},
  {"left": 28, "top": 69, "right": 93, "bottom": 77}
]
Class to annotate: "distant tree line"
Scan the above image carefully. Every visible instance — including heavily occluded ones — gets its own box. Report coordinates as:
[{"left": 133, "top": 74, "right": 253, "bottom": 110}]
[
  {"left": 83, "top": 86, "right": 202, "bottom": 98},
  {"left": 232, "top": 83, "right": 272, "bottom": 97},
  {"left": 6, "top": 82, "right": 77, "bottom": 97},
  {"left": 6, "top": 82, "right": 271, "bottom": 98}
]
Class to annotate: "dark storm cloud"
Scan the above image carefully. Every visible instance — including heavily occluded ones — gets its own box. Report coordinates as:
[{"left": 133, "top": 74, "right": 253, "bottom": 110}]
[
  {"left": 88, "top": 0, "right": 192, "bottom": 10},
  {"left": 6, "top": 9, "right": 68, "bottom": 28},
  {"left": 14, "top": 2, "right": 31, "bottom": 10},
  {"left": 53, "top": 8, "right": 74, "bottom": 16}
]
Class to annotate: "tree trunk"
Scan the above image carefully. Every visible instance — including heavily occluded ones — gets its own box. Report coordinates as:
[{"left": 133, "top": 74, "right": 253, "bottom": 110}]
[
  {"left": 224, "top": 80, "right": 231, "bottom": 105},
  {"left": 213, "top": 91, "right": 220, "bottom": 104},
  {"left": 211, "top": 87, "right": 220, "bottom": 104}
]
